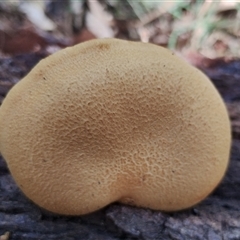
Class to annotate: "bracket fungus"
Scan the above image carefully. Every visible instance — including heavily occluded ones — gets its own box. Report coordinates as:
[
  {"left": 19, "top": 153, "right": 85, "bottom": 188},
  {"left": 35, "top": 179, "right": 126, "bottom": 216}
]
[{"left": 0, "top": 39, "right": 231, "bottom": 215}]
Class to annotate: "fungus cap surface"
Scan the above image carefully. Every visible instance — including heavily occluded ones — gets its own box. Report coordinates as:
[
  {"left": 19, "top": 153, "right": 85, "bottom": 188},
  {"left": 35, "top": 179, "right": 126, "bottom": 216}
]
[{"left": 0, "top": 38, "right": 231, "bottom": 215}]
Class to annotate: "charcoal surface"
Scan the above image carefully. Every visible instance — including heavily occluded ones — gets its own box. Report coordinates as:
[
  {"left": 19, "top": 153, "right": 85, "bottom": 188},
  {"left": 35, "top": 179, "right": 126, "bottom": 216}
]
[{"left": 0, "top": 55, "right": 240, "bottom": 240}]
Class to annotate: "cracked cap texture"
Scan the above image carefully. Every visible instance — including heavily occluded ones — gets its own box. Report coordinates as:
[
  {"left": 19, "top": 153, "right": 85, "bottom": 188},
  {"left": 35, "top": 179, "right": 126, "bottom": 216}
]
[{"left": 0, "top": 38, "right": 231, "bottom": 215}]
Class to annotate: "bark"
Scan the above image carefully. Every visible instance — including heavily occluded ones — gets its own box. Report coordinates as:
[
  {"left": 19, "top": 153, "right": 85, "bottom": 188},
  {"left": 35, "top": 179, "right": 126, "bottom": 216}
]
[{"left": 0, "top": 55, "right": 240, "bottom": 240}]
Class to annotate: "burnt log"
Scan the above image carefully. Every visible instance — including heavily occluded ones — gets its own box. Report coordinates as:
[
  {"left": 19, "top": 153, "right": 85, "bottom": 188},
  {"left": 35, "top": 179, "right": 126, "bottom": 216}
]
[{"left": 0, "top": 55, "right": 240, "bottom": 240}]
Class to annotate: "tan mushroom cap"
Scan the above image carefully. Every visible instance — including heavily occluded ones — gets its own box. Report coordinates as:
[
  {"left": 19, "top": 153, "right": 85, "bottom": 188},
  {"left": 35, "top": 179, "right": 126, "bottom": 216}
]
[{"left": 0, "top": 39, "right": 231, "bottom": 215}]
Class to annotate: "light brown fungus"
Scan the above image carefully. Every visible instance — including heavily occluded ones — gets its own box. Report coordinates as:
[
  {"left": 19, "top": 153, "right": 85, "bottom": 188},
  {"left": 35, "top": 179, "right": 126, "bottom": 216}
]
[{"left": 0, "top": 38, "right": 231, "bottom": 215}]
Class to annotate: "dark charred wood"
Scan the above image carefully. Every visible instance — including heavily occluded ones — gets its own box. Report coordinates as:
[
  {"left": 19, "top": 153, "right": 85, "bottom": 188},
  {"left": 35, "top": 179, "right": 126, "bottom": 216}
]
[{"left": 0, "top": 55, "right": 240, "bottom": 240}]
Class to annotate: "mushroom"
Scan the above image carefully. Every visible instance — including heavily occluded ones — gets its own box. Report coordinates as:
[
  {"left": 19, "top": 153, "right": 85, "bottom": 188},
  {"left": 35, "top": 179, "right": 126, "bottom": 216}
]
[{"left": 0, "top": 38, "right": 231, "bottom": 215}]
